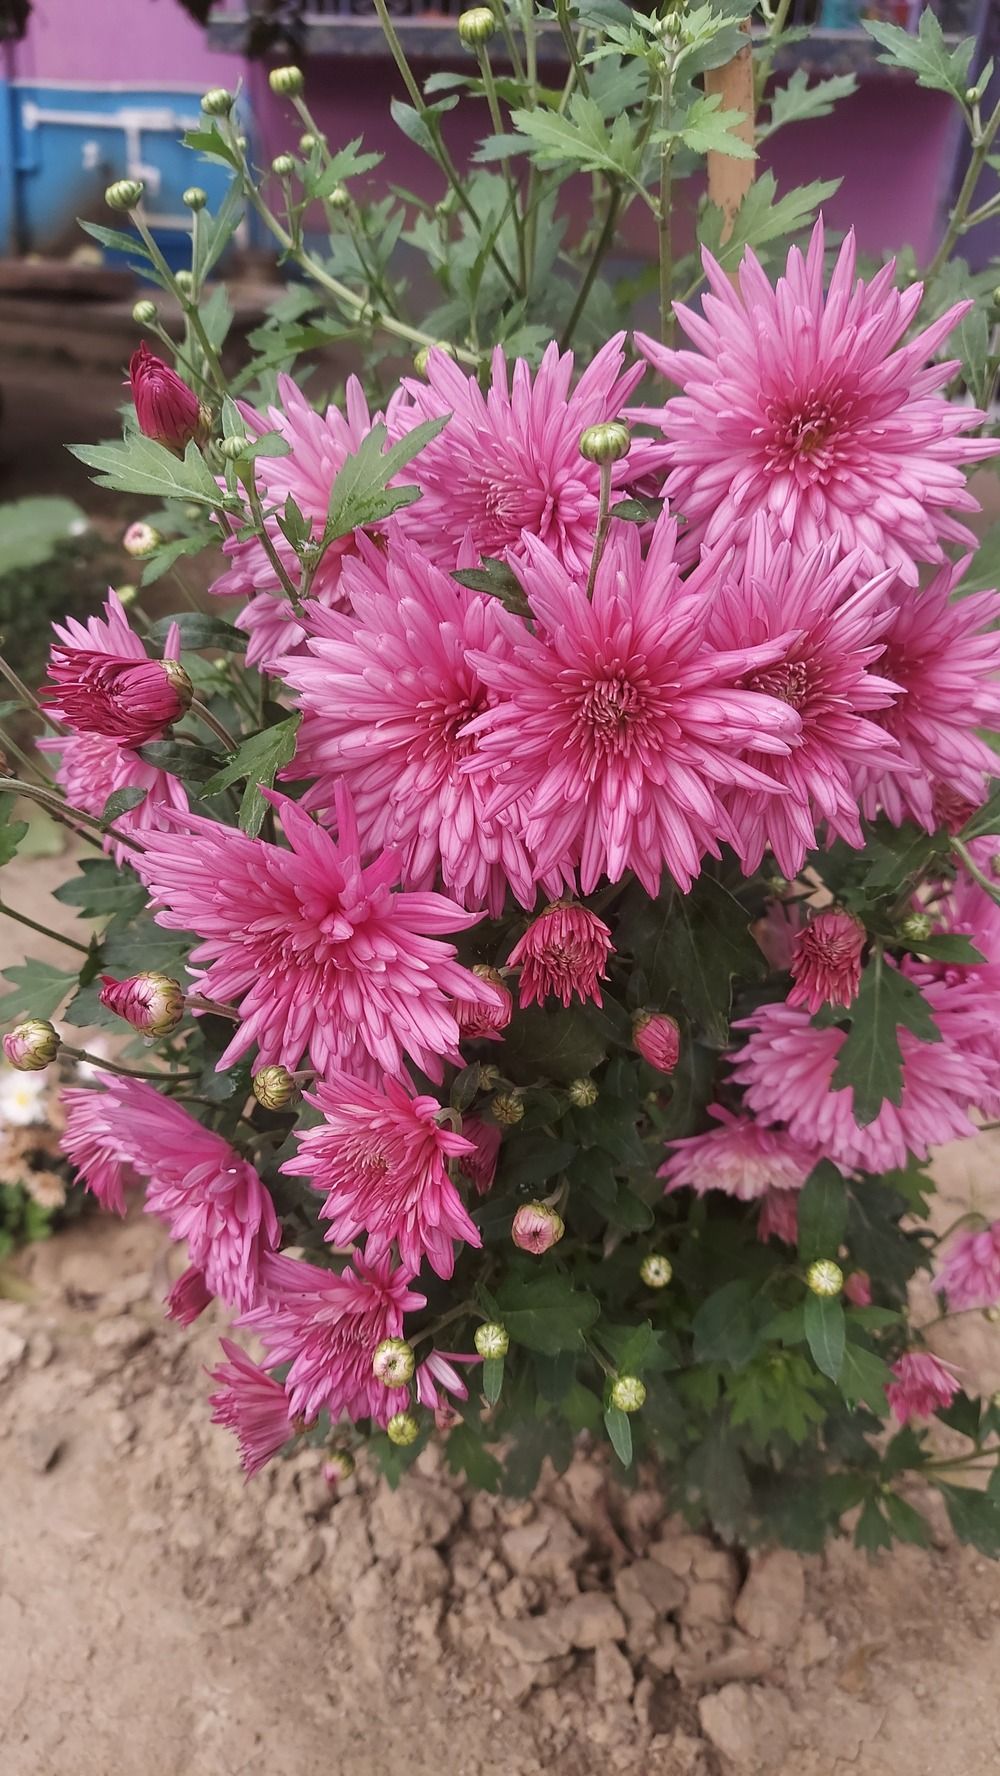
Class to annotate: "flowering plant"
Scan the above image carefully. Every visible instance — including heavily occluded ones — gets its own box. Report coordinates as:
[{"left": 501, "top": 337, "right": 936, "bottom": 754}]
[{"left": 5, "top": 1, "right": 1000, "bottom": 1553}]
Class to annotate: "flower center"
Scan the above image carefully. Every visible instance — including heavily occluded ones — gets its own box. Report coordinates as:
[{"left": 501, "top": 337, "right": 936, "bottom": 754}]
[
  {"left": 576, "top": 671, "right": 646, "bottom": 756},
  {"left": 421, "top": 688, "right": 490, "bottom": 763},
  {"left": 746, "top": 659, "right": 810, "bottom": 709},
  {"left": 761, "top": 383, "right": 854, "bottom": 479}
]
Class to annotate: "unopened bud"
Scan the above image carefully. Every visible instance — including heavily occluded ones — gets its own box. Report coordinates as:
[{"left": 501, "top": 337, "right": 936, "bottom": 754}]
[
  {"left": 478, "top": 1065, "right": 500, "bottom": 1092},
  {"left": 568, "top": 1077, "right": 598, "bottom": 1107},
  {"left": 183, "top": 186, "right": 208, "bottom": 211},
  {"left": 300, "top": 132, "right": 319, "bottom": 154},
  {"left": 271, "top": 154, "right": 296, "bottom": 179},
  {"left": 106, "top": 178, "right": 143, "bottom": 212},
  {"left": 986, "top": 1305, "right": 1000, "bottom": 1324},
  {"left": 3, "top": 1019, "right": 60, "bottom": 1072},
  {"left": 201, "top": 87, "right": 234, "bottom": 116},
  {"left": 132, "top": 298, "right": 158, "bottom": 326},
  {"left": 633, "top": 1009, "right": 680, "bottom": 1075},
  {"left": 386, "top": 1410, "right": 419, "bottom": 1447},
  {"left": 806, "top": 1258, "right": 844, "bottom": 1298},
  {"left": 219, "top": 433, "right": 252, "bottom": 461},
  {"left": 640, "top": 1253, "right": 673, "bottom": 1289},
  {"left": 269, "top": 65, "right": 305, "bottom": 96},
  {"left": 474, "top": 1322, "right": 509, "bottom": 1359},
  {"left": 899, "top": 911, "right": 934, "bottom": 944},
  {"left": 413, "top": 340, "right": 456, "bottom": 376},
  {"left": 579, "top": 421, "right": 630, "bottom": 465},
  {"left": 252, "top": 1064, "right": 298, "bottom": 1111},
  {"left": 372, "top": 1337, "right": 415, "bottom": 1388},
  {"left": 173, "top": 269, "right": 194, "bottom": 296},
  {"left": 123, "top": 521, "right": 161, "bottom": 559},
  {"left": 455, "top": 966, "right": 513, "bottom": 1040},
  {"left": 512, "top": 1200, "right": 564, "bottom": 1254},
  {"left": 458, "top": 6, "right": 498, "bottom": 47},
  {"left": 324, "top": 1447, "right": 355, "bottom": 1485},
  {"left": 161, "top": 658, "right": 194, "bottom": 712},
  {"left": 610, "top": 1374, "right": 646, "bottom": 1413},
  {"left": 492, "top": 1091, "right": 524, "bottom": 1125},
  {"left": 99, "top": 972, "right": 185, "bottom": 1039},
  {"left": 117, "top": 584, "right": 138, "bottom": 607}
]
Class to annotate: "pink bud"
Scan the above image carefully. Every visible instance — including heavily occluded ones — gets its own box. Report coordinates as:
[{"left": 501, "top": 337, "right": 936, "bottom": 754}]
[
  {"left": 512, "top": 1200, "right": 565, "bottom": 1254},
  {"left": 507, "top": 902, "right": 613, "bottom": 1010},
  {"left": 787, "top": 910, "right": 865, "bottom": 1015},
  {"left": 458, "top": 1117, "right": 502, "bottom": 1195},
  {"left": 164, "top": 1264, "right": 213, "bottom": 1326},
  {"left": 885, "top": 1351, "right": 961, "bottom": 1425},
  {"left": 100, "top": 972, "right": 185, "bottom": 1038},
  {"left": 128, "top": 342, "right": 205, "bottom": 452},
  {"left": 756, "top": 1187, "right": 799, "bottom": 1246},
  {"left": 454, "top": 965, "right": 513, "bottom": 1040},
  {"left": 43, "top": 649, "right": 192, "bottom": 747},
  {"left": 633, "top": 1010, "right": 680, "bottom": 1075},
  {"left": 3, "top": 1018, "right": 59, "bottom": 1072},
  {"left": 843, "top": 1270, "right": 872, "bottom": 1307}
]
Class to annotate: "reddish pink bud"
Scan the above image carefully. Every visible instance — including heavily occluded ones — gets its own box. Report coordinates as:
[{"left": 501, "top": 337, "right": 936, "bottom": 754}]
[
  {"left": 885, "top": 1351, "right": 961, "bottom": 1425},
  {"left": 3, "top": 1018, "right": 59, "bottom": 1072},
  {"left": 164, "top": 1264, "right": 213, "bottom": 1326},
  {"left": 633, "top": 1010, "right": 680, "bottom": 1075},
  {"left": 454, "top": 965, "right": 513, "bottom": 1040},
  {"left": 787, "top": 910, "right": 865, "bottom": 1014},
  {"left": 843, "top": 1270, "right": 872, "bottom": 1307},
  {"left": 756, "top": 1187, "right": 799, "bottom": 1247},
  {"left": 931, "top": 781, "right": 981, "bottom": 836},
  {"left": 458, "top": 1117, "right": 502, "bottom": 1196},
  {"left": 43, "top": 649, "right": 192, "bottom": 747},
  {"left": 512, "top": 1200, "right": 564, "bottom": 1254},
  {"left": 128, "top": 342, "right": 206, "bottom": 452},
  {"left": 100, "top": 972, "right": 185, "bottom": 1039},
  {"left": 507, "top": 902, "right": 613, "bottom": 1010}
]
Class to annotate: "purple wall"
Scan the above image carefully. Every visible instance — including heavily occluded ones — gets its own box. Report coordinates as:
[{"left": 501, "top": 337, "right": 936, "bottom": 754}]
[{"left": 10, "top": 0, "right": 242, "bottom": 85}]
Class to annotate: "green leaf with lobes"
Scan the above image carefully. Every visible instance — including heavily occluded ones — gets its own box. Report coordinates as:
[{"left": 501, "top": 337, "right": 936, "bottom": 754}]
[
  {"left": 831, "top": 949, "right": 940, "bottom": 1126},
  {"left": 200, "top": 715, "right": 301, "bottom": 838},
  {"left": 324, "top": 416, "right": 450, "bottom": 541},
  {"left": 70, "top": 438, "right": 224, "bottom": 508},
  {"left": 0, "top": 959, "right": 79, "bottom": 1022},
  {"left": 617, "top": 877, "right": 764, "bottom": 1045},
  {"left": 494, "top": 1275, "right": 600, "bottom": 1355}
]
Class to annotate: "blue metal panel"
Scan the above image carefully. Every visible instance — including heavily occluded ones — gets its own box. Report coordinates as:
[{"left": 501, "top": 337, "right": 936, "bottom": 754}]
[{"left": 7, "top": 83, "right": 237, "bottom": 265}]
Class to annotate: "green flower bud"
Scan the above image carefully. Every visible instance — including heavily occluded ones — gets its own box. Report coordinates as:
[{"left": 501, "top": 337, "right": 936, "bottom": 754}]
[
  {"left": 3, "top": 1019, "right": 60, "bottom": 1072},
  {"left": 201, "top": 87, "right": 234, "bottom": 116},
  {"left": 173, "top": 269, "right": 194, "bottom": 297},
  {"left": 299, "top": 132, "right": 318, "bottom": 154},
  {"left": 491, "top": 1091, "right": 524, "bottom": 1126},
  {"left": 413, "top": 340, "right": 456, "bottom": 376},
  {"left": 117, "top": 584, "right": 139, "bottom": 607},
  {"left": 271, "top": 154, "right": 296, "bottom": 179},
  {"left": 899, "top": 911, "right": 934, "bottom": 944},
  {"left": 386, "top": 1411, "right": 420, "bottom": 1447},
  {"left": 640, "top": 1253, "right": 673, "bottom": 1290},
  {"left": 132, "top": 298, "right": 158, "bottom": 326},
  {"left": 372, "top": 1337, "right": 415, "bottom": 1388},
  {"left": 269, "top": 65, "right": 305, "bottom": 97},
  {"left": 474, "top": 1322, "right": 509, "bottom": 1360},
  {"left": 325, "top": 1447, "right": 355, "bottom": 1483},
  {"left": 219, "top": 433, "right": 252, "bottom": 461},
  {"left": 610, "top": 1374, "right": 646, "bottom": 1413},
  {"left": 567, "top": 1077, "right": 598, "bottom": 1108},
  {"left": 252, "top": 1064, "right": 298, "bottom": 1111},
  {"left": 105, "top": 179, "right": 144, "bottom": 212},
  {"left": 458, "top": 7, "right": 498, "bottom": 48},
  {"left": 183, "top": 186, "right": 208, "bottom": 211},
  {"left": 579, "top": 421, "right": 630, "bottom": 465},
  {"left": 325, "top": 183, "right": 350, "bottom": 212},
  {"left": 806, "top": 1258, "right": 844, "bottom": 1298}
]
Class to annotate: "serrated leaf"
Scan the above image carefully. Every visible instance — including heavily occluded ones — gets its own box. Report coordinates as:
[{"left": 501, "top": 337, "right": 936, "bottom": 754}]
[
  {"left": 699, "top": 171, "right": 841, "bottom": 272},
  {"left": 603, "top": 1404, "right": 633, "bottom": 1467},
  {"left": 494, "top": 1275, "right": 600, "bottom": 1355},
  {"left": 310, "top": 136, "right": 383, "bottom": 197},
  {"left": 0, "top": 818, "right": 28, "bottom": 866},
  {"left": 480, "top": 92, "right": 643, "bottom": 183},
  {"left": 483, "top": 1355, "right": 504, "bottom": 1406},
  {"left": 831, "top": 950, "right": 940, "bottom": 1125},
  {"left": 53, "top": 860, "right": 147, "bottom": 920},
  {"left": 669, "top": 93, "right": 755, "bottom": 160},
  {"left": 0, "top": 959, "right": 78, "bottom": 1021},
  {"left": 839, "top": 1339, "right": 891, "bottom": 1413},
  {"left": 882, "top": 1493, "right": 930, "bottom": 1547},
  {"left": 618, "top": 877, "right": 763, "bottom": 1045},
  {"left": 443, "top": 1421, "right": 503, "bottom": 1491},
  {"left": 759, "top": 69, "right": 858, "bottom": 142},
  {"left": 691, "top": 1279, "right": 758, "bottom": 1369},
  {"left": 452, "top": 557, "right": 531, "bottom": 615},
  {"left": 804, "top": 1292, "right": 845, "bottom": 1382},
  {"left": 797, "top": 1161, "right": 848, "bottom": 1263},
  {"left": 854, "top": 1496, "right": 893, "bottom": 1553},
  {"left": 389, "top": 96, "right": 458, "bottom": 157},
  {"left": 863, "top": 12, "right": 975, "bottom": 101},
  {"left": 137, "top": 741, "right": 225, "bottom": 784},
  {"left": 938, "top": 1483, "right": 1000, "bottom": 1557},
  {"left": 70, "top": 437, "right": 224, "bottom": 508},
  {"left": 139, "top": 535, "right": 211, "bottom": 586},
  {"left": 324, "top": 417, "right": 448, "bottom": 541},
  {"left": 200, "top": 715, "right": 301, "bottom": 838},
  {"left": 500, "top": 1003, "right": 608, "bottom": 1085}
]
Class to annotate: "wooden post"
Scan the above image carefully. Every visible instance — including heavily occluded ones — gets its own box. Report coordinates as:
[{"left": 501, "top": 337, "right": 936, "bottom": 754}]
[{"left": 704, "top": 21, "right": 755, "bottom": 248}]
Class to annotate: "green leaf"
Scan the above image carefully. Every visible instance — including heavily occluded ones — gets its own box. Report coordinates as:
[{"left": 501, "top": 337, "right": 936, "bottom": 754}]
[
  {"left": 797, "top": 1161, "right": 848, "bottom": 1263},
  {"left": 452, "top": 557, "right": 531, "bottom": 616},
  {"left": 839, "top": 1339, "right": 891, "bottom": 1413},
  {"left": 146, "top": 612, "right": 246, "bottom": 653},
  {"left": 389, "top": 96, "right": 458, "bottom": 158},
  {"left": 882, "top": 1493, "right": 931, "bottom": 1548},
  {"left": 137, "top": 741, "right": 225, "bottom": 784},
  {"left": 496, "top": 1131, "right": 576, "bottom": 1190},
  {"left": 854, "top": 1497, "right": 893, "bottom": 1553},
  {"left": 603, "top": 1404, "right": 633, "bottom": 1468},
  {"left": 78, "top": 219, "right": 152, "bottom": 259},
  {"left": 200, "top": 715, "right": 301, "bottom": 838},
  {"left": 0, "top": 958, "right": 78, "bottom": 1021},
  {"left": 0, "top": 496, "right": 89, "bottom": 576},
  {"left": 54, "top": 859, "right": 147, "bottom": 920},
  {"left": 618, "top": 877, "right": 764, "bottom": 1045},
  {"left": 956, "top": 529, "right": 1000, "bottom": 599},
  {"left": 863, "top": 11, "right": 975, "bottom": 101},
  {"left": 831, "top": 949, "right": 940, "bottom": 1126},
  {"left": 0, "top": 817, "right": 28, "bottom": 866},
  {"left": 691, "top": 1279, "right": 758, "bottom": 1369},
  {"left": 324, "top": 417, "right": 449, "bottom": 542},
  {"left": 803, "top": 1292, "right": 845, "bottom": 1382},
  {"left": 938, "top": 1483, "right": 1000, "bottom": 1557},
  {"left": 484, "top": 92, "right": 643, "bottom": 183},
  {"left": 139, "top": 535, "right": 211, "bottom": 587},
  {"left": 483, "top": 1356, "right": 505, "bottom": 1406},
  {"left": 759, "top": 69, "right": 857, "bottom": 142},
  {"left": 902, "top": 933, "right": 984, "bottom": 965},
  {"left": 101, "top": 914, "right": 193, "bottom": 979},
  {"left": 70, "top": 437, "right": 223, "bottom": 509},
  {"left": 310, "top": 136, "right": 383, "bottom": 197},
  {"left": 181, "top": 124, "right": 241, "bottom": 170},
  {"left": 443, "top": 1421, "right": 503, "bottom": 1492},
  {"left": 101, "top": 786, "right": 147, "bottom": 823},
  {"left": 500, "top": 1003, "right": 608, "bottom": 1085},
  {"left": 670, "top": 93, "right": 755, "bottom": 160},
  {"left": 699, "top": 171, "right": 840, "bottom": 273},
  {"left": 494, "top": 1274, "right": 600, "bottom": 1355}
]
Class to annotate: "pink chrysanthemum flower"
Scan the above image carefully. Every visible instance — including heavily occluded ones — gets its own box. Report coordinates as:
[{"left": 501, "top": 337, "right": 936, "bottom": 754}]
[
  {"left": 756, "top": 1187, "right": 800, "bottom": 1246},
  {"left": 843, "top": 1270, "right": 873, "bottom": 1307},
  {"left": 886, "top": 1351, "right": 961, "bottom": 1425},
  {"left": 787, "top": 911, "right": 866, "bottom": 1014},
  {"left": 632, "top": 220, "right": 1000, "bottom": 580},
  {"left": 704, "top": 521, "right": 902, "bottom": 877},
  {"left": 61, "top": 1077, "right": 277, "bottom": 1309},
  {"left": 854, "top": 565, "right": 1000, "bottom": 831},
  {"left": 385, "top": 334, "right": 670, "bottom": 575},
  {"left": 415, "top": 1349, "right": 480, "bottom": 1411},
  {"left": 281, "top": 534, "right": 536, "bottom": 914},
  {"left": 660, "top": 1103, "right": 818, "bottom": 1201},
  {"left": 284, "top": 1071, "right": 480, "bottom": 1280},
  {"left": 134, "top": 785, "right": 501, "bottom": 1082},
  {"left": 240, "top": 1249, "right": 426, "bottom": 1426},
  {"left": 457, "top": 1117, "right": 502, "bottom": 1195},
  {"left": 165, "top": 1264, "right": 213, "bottom": 1327},
  {"left": 732, "top": 977, "right": 1000, "bottom": 1172},
  {"left": 209, "top": 374, "right": 382, "bottom": 670},
  {"left": 39, "top": 729, "right": 189, "bottom": 868},
  {"left": 934, "top": 1222, "right": 1000, "bottom": 1312},
  {"left": 454, "top": 967, "right": 513, "bottom": 1040},
  {"left": 464, "top": 516, "right": 801, "bottom": 895},
  {"left": 508, "top": 902, "right": 612, "bottom": 1009},
  {"left": 42, "top": 590, "right": 184, "bottom": 740},
  {"left": 208, "top": 1338, "right": 296, "bottom": 1478}
]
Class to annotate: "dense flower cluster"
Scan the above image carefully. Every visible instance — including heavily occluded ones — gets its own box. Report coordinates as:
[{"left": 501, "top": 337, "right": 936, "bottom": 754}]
[{"left": 37, "top": 218, "right": 1000, "bottom": 1482}]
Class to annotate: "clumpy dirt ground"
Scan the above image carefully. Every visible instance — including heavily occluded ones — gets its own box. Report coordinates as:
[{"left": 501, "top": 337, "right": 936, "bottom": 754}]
[{"left": 2, "top": 1205, "right": 1000, "bottom": 1776}]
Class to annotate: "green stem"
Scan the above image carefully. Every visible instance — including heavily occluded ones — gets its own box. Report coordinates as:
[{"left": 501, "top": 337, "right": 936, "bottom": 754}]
[
  {"left": 953, "top": 838, "right": 1000, "bottom": 909},
  {"left": 189, "top": 699, "right": 240, "bottom": 755},
  {"left": 132, "top": 213, "right": 225, "bottom": 394},
  {"left": 559, "top": 182, "right": 622, "bottom": 350},
  {"left": 754, "top": 0, "right": 794, "bottom": 107},
  {"left": 0, "top": 899, "right": 90, "bottom": 955},
  {"left": 491, "top": 0, "right": 525, "bottom": 84},
  {"left": 477, "top": 43, "right": 527, "bottom": 292},
  {"left": 554, "top": 0, "right": 589, "bottom": 97},
  {"left": 238, "top": 468, "right": 304, "bottom": 613},
  {"left": 61, "top": 1045, "right": 201, "bottom": 1083},
  {"left": 0, "top": 777, "right": 144, "bottom": 854},
  {"left": 923, "top": 97, "right": 1000, "bottom": 292},
  {"left": 585, "top": 460, "right": 614, "bottom": 600},
  {"left": 0, "top": 726, "right": 52, "bottom": 784},
  {"left": 657, "top": 58, "right": 676, "bottom": 346},
  {"left": 0, "top": 650, "right": 66, "bottom": 733}
]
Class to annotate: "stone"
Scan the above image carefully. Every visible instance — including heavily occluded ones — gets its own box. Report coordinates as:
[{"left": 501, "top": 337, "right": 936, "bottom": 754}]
[
  {"left": 559, "top": 1591, "right": 627, "bottom": 1649},
  {"left": 491, "top": 1614, "right": 573, "bottom": 1666},
  {"left": 594, "top": 1641, "right": 635, "bottom": 1706},
  {"left": 23, "top": 1421, "right": 63, "bottom": 1473},
  {"left": 733, "top": 1550, "right": 806, "bottom": 1650},
  {"left": 266, "top": 1532, "right": 325, "bottom": 1590},
  {"left": 369, "top": 1476, "right": 462, "bottom": 1556},
  {"left": 0, "top": 1324, "right": 27, "bottom": 1382},
  {"left": 500, "top": 1518, "right": 550, "bottom": 1574},
  {"left": 697, "top": 1683, "right": 793, "bottom": 1771},
  {"left": 92, "top": 1317, "right": 153, "bottom": 1358},
  {"left": 675, "top": 1634, "right": 774, "bottom": 1688},
  {"left": 647, "top": 1626, "right": 681, "bottom": 1674},
  {"left": 680, "top": 1580, "right": 735, "bottom": 1629},
  {"left": 397, "top": 1547, "right": 449, "bottom": 1606},
  {"left": 27, "top": 1331, "right": 55, "bottom": 1370},
  {"left": 649, "top": 1532, "right": 714, "bottom": 1579}
]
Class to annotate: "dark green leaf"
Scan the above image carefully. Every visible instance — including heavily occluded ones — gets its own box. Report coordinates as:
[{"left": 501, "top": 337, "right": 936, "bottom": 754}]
[
  {"left": 803, "top": 1292, "right": 845, "bottom": 1382},
  {"left": 902, "top": 933, "right": 984, "bottom": 964},
  {"left": 452, "top": 557, "right": 531, "bottom": 616},
  {"left": 71, "top": 437, "right": 223, "bottom": 507},
  {"left": 831, "top": 950, "right": 940, "bottom": 1125},
  {"left": 201, "top": 715, "right": 301, "bottom": 838},
  {"left": 863, "top": 11, "right": 975, "bottom": 100},
  {"left": 618, "top": 878, "right": 763, "bottom": 1044},
  {"left": 502, "top": 1415, "right": 574, "bottom": 1495},
  {"left": 854, "top": 1497, "right": 893, "bottom": 1553},
  {"left": 146, "top": 612, "right": 246, "bottom": 652},
  {"left": 882, "top": 1493, "right": 931, "bottom": 1547},
  {"left": 603, "top": 1404, "right": 633, "bottom": 1468},
  {"left": 483, "top": 1356, "right": 505, "bottom": 1406},
  {"left": 0, "top": 959, "right": 78, "bottom": 1021},
  {"left": 494, "top": 1274, "right": 600, "bottom": 1355},
  {"left": 500, "top": 1003, "right": 608, "bottom": 1084},
  {"left": 610, "top": 495, "right": 664, "bottom": 524},
  {"left": 691, "top": 1279, "right": 758, "bottom": 1369},
  {"left": 101, "top": 786, "right": 146, "bottom": 823},
  {"left": 444, "top": 1422, "right": 502, "bottom": 1492},
  {"left": 939, "top": 1483, "right": 1000, "bottom": 1557},
  {"left": 496, "top": 1131, "right": 576, "bottom": 1189},
  {"left": 325, "top": 417, "right": 449, "bottom": 541},
  {"left": 0, "top": 818, "right": 28, "bottom": 866},
  {"left": 54, "top": 860, "right": 147, "bottom": 920},
  {"left": 797, "top": 1161, "right": 848, "bottom": 1263},
  {"left": 137, "top": 741, "right": 225, "bottom": 784},
  {"left": 839, "top": 1339, "right": 891, "bottom": 1413}
]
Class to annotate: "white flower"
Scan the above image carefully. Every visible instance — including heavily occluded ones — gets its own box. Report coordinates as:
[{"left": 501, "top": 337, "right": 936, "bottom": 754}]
[{"left": 0, "top": 1070, "right": 49, "bottom": 1127}]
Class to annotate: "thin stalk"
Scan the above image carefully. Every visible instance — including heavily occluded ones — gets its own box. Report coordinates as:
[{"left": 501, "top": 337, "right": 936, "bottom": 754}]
[
  {"left": 132, "top": 213, "right": 226, "bottom": 394},
  {"left": 754, "top": 0, "right": 794, "bottom": 106},
  {"left": 187, "top": 993, "right": 241, "bottom": 1021},
  {"left": 0, "top": 899, "right": 90, "bottom": 955},
  {"left": 923, "top": 96, "right": 1000, "bottom": 291},
  {"left": 0, "top": 726, "right": 52, "bottom": 784},
  {"left": 477, "top": 42, "right": 527, "bottom": 290},
  {"left": 554, "top": 0, "right": 589, "bottom": 97},
  {"left": 238, "top": 468, "right": 304, "bottom": 613},
  {"left": 585, "top": 460, "right": 614, "bottom": 600},
  {"left": 560, "top": 181, "right": 622, "bottom": 350},
  {"left": 953, "top": 838, "right": 1000, "bottom": 910},
  {"left": 493, "top": 3, "right": 525, "bottom": 84},
  {"left": 0, "top": 777, "right": 144, "bottom": 854},
  {"left": 0, "top": 650, "right": 66, "bottom": 733},
  {"left": 657, "top": 48, "right": 677, "bottom": 345},
  {"left": 189, "top": 698, "right": 239, "bottom": 755},
  {"left": 61, "top": 1044, "right": 201, "bottom": 1083}
]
